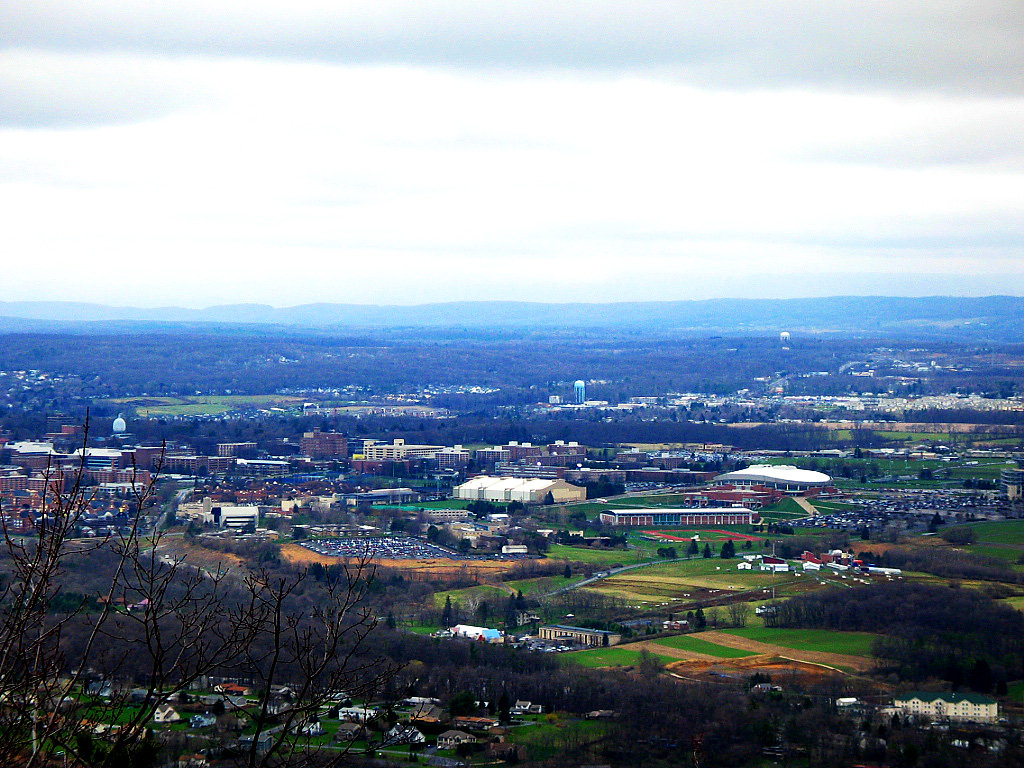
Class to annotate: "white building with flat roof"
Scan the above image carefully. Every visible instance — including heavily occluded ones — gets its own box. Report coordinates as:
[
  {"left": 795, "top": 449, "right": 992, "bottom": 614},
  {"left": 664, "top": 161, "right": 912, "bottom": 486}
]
[{"left": 453, "top": 476, "right": 586, "bottom": 504}]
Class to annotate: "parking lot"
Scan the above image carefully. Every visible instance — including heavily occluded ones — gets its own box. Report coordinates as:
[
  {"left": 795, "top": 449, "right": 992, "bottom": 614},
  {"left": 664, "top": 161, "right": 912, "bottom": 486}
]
[
  {"left": 300, "top": 536, "right": 532, "bottom": 561},
  {"left": 799, "top": 490, "right": 1003, "bottom": 532}
]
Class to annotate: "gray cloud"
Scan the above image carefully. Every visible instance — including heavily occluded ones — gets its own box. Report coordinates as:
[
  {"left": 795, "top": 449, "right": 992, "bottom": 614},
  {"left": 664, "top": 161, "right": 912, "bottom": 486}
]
[{"left": 3, "top": 1, "right": 1022, "bottom": 95}]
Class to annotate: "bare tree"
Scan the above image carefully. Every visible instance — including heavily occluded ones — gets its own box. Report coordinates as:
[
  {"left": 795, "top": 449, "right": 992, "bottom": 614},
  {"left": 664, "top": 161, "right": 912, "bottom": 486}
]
[
  {"left": 0, "top": 419, "right": 393, "bottom": 767},
  {"left": 726, "top": 601, "right": 751, "bottom": 628}
]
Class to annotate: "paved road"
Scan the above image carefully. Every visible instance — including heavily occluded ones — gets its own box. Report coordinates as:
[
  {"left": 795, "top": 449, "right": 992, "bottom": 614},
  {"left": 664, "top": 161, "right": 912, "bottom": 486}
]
[{"left": 541, "top": 557, "right": 686, "bottom": 597}]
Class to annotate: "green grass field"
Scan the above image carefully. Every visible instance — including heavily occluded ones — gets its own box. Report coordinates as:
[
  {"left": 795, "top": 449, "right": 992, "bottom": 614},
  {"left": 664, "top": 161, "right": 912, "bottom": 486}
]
[
  {"left": 567, "top": 646, "right": 676, "bottom": 668},
  {"left": 106, "top": 394, "right": 306, "bottom": 417},
  {"left": 721, "top": 627, "right": 877, "bottom": 657},
  {"left": 651, "top": 634, "right": 757, "bottom": 658},
  {"left": 969, "top": 520, "right": 1024, "bottom": 545},
  {"left": 503, "top": 575, "right": 577, "bottom": 596},
  {"left": 758, "top": 497, "right": 810, "bottom": 522},
  {"left": 546, "top": 544, "right": 647, "bottom": 566}
]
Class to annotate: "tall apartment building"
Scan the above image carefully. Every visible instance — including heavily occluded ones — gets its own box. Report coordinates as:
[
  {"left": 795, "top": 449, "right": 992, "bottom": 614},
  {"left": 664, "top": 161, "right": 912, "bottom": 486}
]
[
  {"left": 1001, "top": 467, "right": 1024, "bottom": 500},
  {"left": 300, "top": 428, "right": 349, "bottom": 459}
]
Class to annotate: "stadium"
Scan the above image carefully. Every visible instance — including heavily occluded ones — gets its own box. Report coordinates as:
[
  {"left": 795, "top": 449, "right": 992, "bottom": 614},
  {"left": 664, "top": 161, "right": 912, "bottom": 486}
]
[{"left": 713, "top": 464, "right": 832, "bottom": 493}]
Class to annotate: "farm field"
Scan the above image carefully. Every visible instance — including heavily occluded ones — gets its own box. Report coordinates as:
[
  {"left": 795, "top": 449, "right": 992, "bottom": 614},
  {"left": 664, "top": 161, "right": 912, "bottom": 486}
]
[
  {"left": 720, "top": 627, "right": 878, "bottom": 657},
  {"left": 692, "top": 630, "right": 876, "bottom": 672},
  {"left": 651, "top": 634, "right": 757, "bottom": 658},
  {"left": 584, "top": 557, "right": 861, "bottom": 606}
]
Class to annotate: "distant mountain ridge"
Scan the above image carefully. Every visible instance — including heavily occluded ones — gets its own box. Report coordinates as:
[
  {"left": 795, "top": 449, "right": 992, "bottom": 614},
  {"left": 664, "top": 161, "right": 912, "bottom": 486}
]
[{"left": 1, "top": 297, "right": 1022, "bottom": 339}]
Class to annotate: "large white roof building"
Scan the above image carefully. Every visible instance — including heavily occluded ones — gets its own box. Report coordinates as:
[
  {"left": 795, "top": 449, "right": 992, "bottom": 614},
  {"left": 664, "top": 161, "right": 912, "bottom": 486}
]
[
  {"left": 714, "top": 464, "right": 832, "bottom": 491},
  {"left": 453, "top": 476, "right": 586, "bottom": 504}
]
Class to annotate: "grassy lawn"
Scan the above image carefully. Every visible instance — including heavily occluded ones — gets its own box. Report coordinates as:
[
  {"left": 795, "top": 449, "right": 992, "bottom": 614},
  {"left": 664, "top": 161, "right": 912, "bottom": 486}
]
[
  {"left": 1000, "top": 596, "right": 1024, "bottom": 612},
  {"left": 507, "top": 719, "right": 607, "bottom": 761},
  {"left": 404, "top": 622, "right": 441, "bottom": 635},
  {"left": 432, "top": 583, "right": 511, "bottom": 608},
  {"left": 970, "top": 520, "right": 1024, "bottom": 545},
  {"left": 106, "top": 394, "right": 306, "bottom": 417},
  {"left": 758, "top": 497, "right": 810, "bottom": 522},
  {"left": 546, "top": 544, "right": 646, "bottom": 566},
  {"left": 810, "top": 500, "right": 858, "bottom": 513},
  {"left": 965, "top": 543, "right": 1024, "bottom": 567},
  {"left": 566, "top": 646, "right": 676, "bottom": 668},
  {"left": 652, "top": 634, "right": 757, "bottom": 658},
  {"left": 503, "top": 575, "right": 577, "bottom": 595},
  {"left": 721, "top": 627, "right": 877, "bottom": 657}
]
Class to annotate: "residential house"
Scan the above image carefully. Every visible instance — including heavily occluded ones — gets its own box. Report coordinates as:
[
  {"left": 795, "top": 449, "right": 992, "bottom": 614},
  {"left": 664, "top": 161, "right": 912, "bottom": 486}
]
[
  {"left": 337, "top": 706, "right": 378, "bottom": 722},
  {"left": 451, "top": 716, "right": 499, "bottom": 731},
  {"left": 299, "top": 720, "right": 323, "bottom": 737},
  {"left": 409, "top": 702, "right": 446, "bottom": 723},
  {"left": 334, "top": 722, "right": 366, "bottom": 742},
  {"left": 383, "top": 724, "right": 425, "bottom": 746},
  {"left": 511, "top": 700, "right": 543, "bottom": 715},
  {"left": 153, "top": 704, "right": 181, "bottom": 723},
  {"left": 214, "top": 683, "right": 250, "bottom": 696},
  {"left": 437, "top": 730, "right": 476, "bottom": 749}
]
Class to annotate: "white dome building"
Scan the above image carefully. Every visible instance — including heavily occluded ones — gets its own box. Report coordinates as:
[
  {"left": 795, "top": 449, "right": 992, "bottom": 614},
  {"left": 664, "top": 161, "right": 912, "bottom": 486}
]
[
  {"left": 112, "top": 415, "right": 127, "bottom": 434},
  {"left": 714, "top": 464, "right": 831, "bottom": 492}
]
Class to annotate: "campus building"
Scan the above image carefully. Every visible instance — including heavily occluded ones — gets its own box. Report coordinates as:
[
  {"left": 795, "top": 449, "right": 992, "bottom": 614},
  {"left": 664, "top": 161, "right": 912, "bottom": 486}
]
[
  {"left": 453, "top": 476, "right": 586, "bottom": 504},
  {"left": 1001, "top": 467, "right": 1024, "bottom": 500},
  {"left": 713, "top": 464, "right": 832, "bottom": 494},
  {"left": 359, "top": 439, "right": 444, "bottom": 462},
  {"left": 599, "top": 507, "right": 758, "bottom": 527},
  {"left": 539, "top": 625, "right": 621, "bottom": 647},
  {"left": 300, "top": 428, "right": 349, "bottom": 459}
]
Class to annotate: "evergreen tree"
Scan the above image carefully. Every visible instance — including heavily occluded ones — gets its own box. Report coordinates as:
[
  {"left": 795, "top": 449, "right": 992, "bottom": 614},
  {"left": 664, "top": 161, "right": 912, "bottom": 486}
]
[
  {"left": 442, "top": 595, "right": 454, "bottom": 628},
  {"left": 703, "top": 543, "right": 713, "bottom": 558},
  {"left": 687, "top": 539, "right": 699, "bottom": 557},
  {"left": 720, "top": 540, "right": 735, "bottom": 559},
  {"left": 695, "top": 606, "right": 707, "bottom": 629}
]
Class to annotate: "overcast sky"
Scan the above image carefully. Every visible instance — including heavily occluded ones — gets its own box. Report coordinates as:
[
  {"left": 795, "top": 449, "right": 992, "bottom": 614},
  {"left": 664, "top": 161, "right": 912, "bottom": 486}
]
[{"left": 2, "top": 1, "right": 1022, "bottom": 307}]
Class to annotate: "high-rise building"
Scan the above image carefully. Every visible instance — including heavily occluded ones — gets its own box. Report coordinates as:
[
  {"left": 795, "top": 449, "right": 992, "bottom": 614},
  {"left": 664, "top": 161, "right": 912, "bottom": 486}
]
[
  {"left": 574, "top": 380, "right": 586, "bottom": 404},
  {"left": 300, "top": 428, "right": 349, "bottom": 459},
  {"left": 1002, "top": 467, "right": 1024, "bottom": 500}
]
